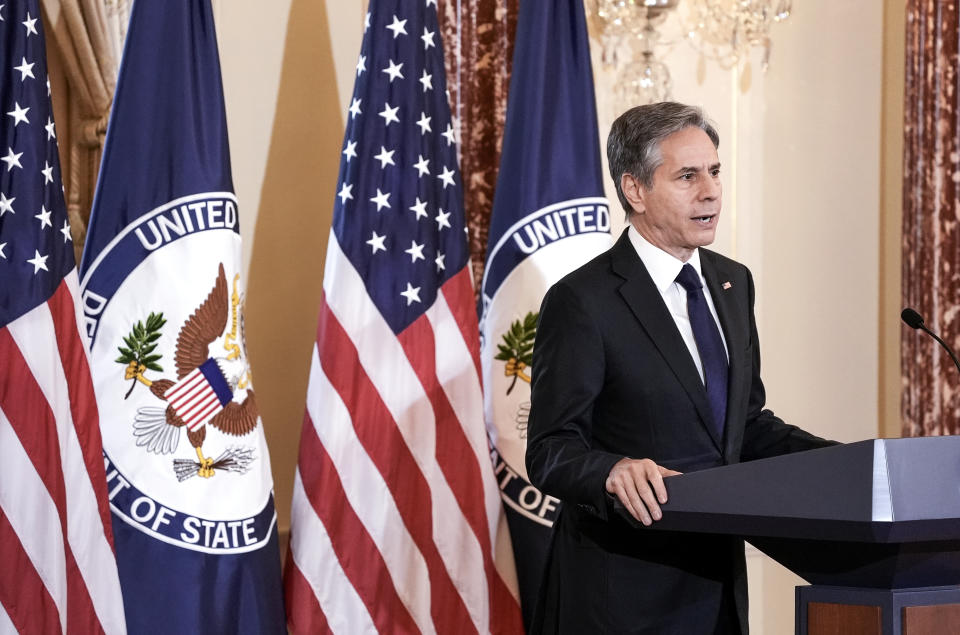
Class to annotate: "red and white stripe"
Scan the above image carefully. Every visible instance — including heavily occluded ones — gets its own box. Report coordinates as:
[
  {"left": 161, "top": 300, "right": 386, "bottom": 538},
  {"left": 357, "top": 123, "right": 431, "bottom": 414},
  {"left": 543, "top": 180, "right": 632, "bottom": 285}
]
[
  {"left": 285, "top": 235, "right": 523, "bottom": 634},
  {"left": 0, "top": 271, "right": 126, "bottom": 634},
  {"left": 164, "top": 366, "right": 224, "bottom": 431}
]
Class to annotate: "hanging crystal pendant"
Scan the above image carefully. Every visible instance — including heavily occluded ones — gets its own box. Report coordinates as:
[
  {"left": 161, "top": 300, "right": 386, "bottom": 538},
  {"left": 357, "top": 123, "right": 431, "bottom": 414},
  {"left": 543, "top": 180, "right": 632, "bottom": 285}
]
[
  {"left": 591, "top": 0, "right": 679, "bottom": 104},
  {"left": 616, "top": 52, "right": 673, "bottom": 104}
]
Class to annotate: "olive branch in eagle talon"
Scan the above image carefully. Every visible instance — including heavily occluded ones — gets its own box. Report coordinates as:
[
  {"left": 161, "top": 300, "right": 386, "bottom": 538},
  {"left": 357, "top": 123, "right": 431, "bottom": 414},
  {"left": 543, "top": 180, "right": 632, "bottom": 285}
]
[
  {"left": 495, "top": 311, "right": 538, "bottom": 395},
  {"left": 116, "top": 312, "right": 167, "bottom": 399}
]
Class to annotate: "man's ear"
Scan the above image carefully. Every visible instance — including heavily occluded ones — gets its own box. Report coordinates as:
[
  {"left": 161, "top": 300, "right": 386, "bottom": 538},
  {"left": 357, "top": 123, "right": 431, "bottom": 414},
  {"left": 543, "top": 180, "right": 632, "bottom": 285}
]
[{"left": 620, "top": 173, "right": 645, "bottom": 215}]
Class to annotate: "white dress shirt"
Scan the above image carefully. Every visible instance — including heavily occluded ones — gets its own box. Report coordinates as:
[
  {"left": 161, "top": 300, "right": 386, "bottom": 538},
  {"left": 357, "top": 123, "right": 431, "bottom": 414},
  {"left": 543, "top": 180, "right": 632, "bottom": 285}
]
[{"left": 627, "top": 226, "right": 729, "bottom": 383}]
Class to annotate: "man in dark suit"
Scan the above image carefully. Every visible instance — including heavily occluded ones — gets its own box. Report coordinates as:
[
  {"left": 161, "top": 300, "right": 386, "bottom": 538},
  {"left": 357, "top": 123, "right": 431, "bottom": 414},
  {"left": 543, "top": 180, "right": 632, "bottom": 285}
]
[{"left": 525, "top": 102, "right": 834, "bottom": 634}]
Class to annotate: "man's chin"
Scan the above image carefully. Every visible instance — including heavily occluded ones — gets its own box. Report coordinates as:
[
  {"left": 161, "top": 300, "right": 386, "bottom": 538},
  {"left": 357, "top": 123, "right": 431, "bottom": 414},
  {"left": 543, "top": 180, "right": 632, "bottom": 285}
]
[{"left": 691, "top": 225, "right": 718, "bottom": 247}]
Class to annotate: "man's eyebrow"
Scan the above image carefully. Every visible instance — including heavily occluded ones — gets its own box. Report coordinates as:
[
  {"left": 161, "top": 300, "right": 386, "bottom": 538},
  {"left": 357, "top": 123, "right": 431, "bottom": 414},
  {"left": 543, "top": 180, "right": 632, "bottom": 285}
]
[{"left": 672, "top": 162, "right": 722, "bottom": 175}]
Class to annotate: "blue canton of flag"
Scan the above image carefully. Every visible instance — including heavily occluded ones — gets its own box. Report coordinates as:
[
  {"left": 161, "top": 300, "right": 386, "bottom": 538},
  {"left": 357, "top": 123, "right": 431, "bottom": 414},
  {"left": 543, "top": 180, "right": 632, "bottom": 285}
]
[
  {"left": 334, "top": 0, "right": 467, "bottom": 329},
  {"left": 0, "top": 4, "right": 72, "bottom": 309}
]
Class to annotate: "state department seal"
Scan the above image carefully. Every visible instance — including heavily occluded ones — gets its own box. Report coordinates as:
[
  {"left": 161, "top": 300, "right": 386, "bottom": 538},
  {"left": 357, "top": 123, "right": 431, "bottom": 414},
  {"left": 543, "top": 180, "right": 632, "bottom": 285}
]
[{"left": 81, "top": 192, "right": 276, "bottom": 554}]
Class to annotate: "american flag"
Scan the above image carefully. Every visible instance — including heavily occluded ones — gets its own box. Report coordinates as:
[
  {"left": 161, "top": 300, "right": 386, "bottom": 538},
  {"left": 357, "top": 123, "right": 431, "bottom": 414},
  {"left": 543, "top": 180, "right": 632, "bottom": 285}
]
[
  {"left": 283, "top": 1, "right": 523, "bottom": 632},
  {"left": 0, "top": 2, "right": 126, "bottom": 633}
]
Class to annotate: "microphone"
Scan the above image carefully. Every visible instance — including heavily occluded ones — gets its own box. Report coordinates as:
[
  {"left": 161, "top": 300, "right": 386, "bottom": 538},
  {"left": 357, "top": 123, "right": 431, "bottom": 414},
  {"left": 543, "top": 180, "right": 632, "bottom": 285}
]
[{"left": 901, "top": 308, "right": 960, "bottom": 376}]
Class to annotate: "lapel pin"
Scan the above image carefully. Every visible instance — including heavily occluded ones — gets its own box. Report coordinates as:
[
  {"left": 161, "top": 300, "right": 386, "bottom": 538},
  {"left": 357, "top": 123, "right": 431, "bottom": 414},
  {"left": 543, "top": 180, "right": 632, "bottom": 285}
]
[{"left": 722, "top": 281, "right": 732, "bottom": 290}]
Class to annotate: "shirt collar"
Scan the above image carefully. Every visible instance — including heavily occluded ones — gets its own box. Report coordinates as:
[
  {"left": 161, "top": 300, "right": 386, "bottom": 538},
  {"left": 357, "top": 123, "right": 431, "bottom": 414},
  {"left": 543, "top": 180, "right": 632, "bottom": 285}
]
[{"left": 627, "top": 225, "right": 703, "bottom": 293}]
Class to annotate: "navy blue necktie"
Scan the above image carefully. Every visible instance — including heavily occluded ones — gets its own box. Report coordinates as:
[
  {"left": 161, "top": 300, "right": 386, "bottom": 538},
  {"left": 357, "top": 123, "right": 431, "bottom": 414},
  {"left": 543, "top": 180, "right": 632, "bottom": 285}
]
[{"left": 676, "top": 263, "right": 728, "bottom": 439}]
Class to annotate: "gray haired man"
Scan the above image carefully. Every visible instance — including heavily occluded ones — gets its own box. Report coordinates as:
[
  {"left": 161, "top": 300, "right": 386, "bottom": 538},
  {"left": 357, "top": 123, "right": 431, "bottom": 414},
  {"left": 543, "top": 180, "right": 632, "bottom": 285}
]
[{"left": 525, "top": 102, "right": 833, "bottom": 634}]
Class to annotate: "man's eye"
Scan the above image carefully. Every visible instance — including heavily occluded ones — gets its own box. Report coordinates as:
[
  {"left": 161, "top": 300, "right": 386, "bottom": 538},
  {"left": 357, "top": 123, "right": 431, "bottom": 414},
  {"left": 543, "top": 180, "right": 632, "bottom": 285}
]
[
  {"left": 680, "top": 172, "right": 695, "bottom": 181},
  {"left": 711, "top": 169, "right": 721, "bottom": 177}
]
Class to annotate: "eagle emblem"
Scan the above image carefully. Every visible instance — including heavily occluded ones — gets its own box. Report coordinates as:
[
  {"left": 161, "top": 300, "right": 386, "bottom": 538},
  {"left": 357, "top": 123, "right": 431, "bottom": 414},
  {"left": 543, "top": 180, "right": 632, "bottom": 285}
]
[{"left": 117, "top": 263, "right": 258, "bottom": 480}]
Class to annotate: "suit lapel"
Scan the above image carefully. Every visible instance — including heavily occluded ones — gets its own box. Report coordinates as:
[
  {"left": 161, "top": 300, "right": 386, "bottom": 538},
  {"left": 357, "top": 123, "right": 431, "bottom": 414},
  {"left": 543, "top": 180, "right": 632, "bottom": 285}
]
[
  {"left": 700, "top": 250, "right": 748, "bottom": 458},
  {"left": 610, "top": 233, "right": 722, "bottom": 452}
]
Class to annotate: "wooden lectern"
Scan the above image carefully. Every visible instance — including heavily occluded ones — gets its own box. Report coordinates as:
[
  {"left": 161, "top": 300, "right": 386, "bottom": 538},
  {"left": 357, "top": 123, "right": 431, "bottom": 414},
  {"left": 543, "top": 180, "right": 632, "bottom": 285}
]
[{"left": 615, "top": 437, "right": 960, "bottom": 634}]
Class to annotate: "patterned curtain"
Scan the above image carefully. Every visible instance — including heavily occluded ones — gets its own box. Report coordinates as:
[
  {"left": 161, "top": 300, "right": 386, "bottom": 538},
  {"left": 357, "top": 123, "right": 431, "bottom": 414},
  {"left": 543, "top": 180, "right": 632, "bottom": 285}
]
[
  {"left": 41, "top": 0, "right": 128, "bottom": 262},
  {"left": 437, "top": 0, "right": 520, "bottom": 294},
  {"left": 902, "top": 0, "right": 960, "bottom": 436}
]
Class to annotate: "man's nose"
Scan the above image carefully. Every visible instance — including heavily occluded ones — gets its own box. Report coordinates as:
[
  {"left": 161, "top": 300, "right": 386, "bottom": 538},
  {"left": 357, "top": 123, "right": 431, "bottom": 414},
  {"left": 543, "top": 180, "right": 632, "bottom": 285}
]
[{"left": 699, "top": 175, "right": 721, "bottom": 200}]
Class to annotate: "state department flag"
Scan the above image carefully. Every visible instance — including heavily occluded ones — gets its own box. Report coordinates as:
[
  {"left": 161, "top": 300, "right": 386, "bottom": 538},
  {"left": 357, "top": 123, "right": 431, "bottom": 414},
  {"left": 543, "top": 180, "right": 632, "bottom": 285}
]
[
  {"left": 1, "top": 3, "right": 126, "bottom": 632},
  {"left": 78, "top": 1, "right": 285, "bottom": 632},
  {"left": 283, "top": 1, "right": 523, "bottom": 633},
  {"left": 479, "top": 0, "right": 612, "bottom": 624}
]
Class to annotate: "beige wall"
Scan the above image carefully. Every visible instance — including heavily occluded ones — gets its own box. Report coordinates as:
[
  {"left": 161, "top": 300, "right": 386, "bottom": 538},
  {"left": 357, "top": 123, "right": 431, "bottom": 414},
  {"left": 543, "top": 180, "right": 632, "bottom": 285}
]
[
  {"left": 215, "top": 1, "right": 364, "bottom": 545},
  {"left": 881, "top": 0, "right": 906, "bottom": 439},
  {"left": 214, "top": 1, "right": 901, "bottom": 632}
]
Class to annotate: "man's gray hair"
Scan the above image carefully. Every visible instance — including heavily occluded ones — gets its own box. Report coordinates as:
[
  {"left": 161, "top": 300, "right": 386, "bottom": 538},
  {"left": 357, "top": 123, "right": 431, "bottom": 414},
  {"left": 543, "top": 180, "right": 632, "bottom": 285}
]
[{"left": 607, "top": 102, "right": 720, "bottom": 218}]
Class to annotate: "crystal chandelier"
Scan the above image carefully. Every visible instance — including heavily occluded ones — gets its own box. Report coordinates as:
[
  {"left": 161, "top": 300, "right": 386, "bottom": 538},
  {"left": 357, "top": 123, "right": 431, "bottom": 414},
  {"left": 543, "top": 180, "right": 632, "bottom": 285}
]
[
  {"left": 589, "top": 0, "right": 792, "bottom": 105},
  {"left": 684, "top": 0, "right": 792, "bottom": 70},
  {"left": 594, "top": 0, "right": 679, "bottom": 105}
]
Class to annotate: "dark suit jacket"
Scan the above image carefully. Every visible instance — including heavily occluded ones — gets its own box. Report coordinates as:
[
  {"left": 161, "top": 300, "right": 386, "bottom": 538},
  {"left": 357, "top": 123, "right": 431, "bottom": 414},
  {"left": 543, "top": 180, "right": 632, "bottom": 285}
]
[{"left": 525, "top": 230, "right": 834, "bottom": 634}]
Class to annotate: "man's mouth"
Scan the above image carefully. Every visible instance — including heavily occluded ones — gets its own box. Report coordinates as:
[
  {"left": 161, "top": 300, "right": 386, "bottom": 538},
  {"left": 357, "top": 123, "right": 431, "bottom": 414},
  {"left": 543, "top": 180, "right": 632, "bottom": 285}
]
[{"left": 692, "top": 213, "right": 716, "bottom": 224}]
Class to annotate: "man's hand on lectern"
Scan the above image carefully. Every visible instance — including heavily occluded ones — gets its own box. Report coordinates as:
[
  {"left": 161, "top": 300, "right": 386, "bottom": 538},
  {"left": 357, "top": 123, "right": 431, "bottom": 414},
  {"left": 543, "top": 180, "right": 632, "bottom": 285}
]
[{"left": 605, "top": 458, "right": 682, "bottom": 526}]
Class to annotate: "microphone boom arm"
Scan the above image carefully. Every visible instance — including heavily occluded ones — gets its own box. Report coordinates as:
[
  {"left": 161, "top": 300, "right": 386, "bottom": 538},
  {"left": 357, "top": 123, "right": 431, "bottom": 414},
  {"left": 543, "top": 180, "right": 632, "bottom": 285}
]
[{"left": 918, "top": 323, "right": 960, "bottom": 377}]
